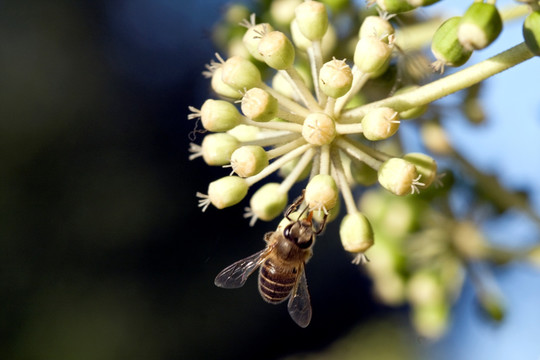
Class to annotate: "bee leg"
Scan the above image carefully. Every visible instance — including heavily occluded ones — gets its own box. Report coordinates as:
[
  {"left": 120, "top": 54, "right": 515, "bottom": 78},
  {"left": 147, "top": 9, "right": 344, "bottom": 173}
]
[
  {"left": 285, "top": 190, "right": 306, "bottom": 220},
  {"left": 314, "top": 213, "right": 328, "bottom": 235}
]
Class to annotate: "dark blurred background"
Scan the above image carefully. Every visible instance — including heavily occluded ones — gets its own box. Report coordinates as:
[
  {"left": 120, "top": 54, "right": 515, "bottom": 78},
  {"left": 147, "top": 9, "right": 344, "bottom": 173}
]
[{"left": 0, "top": 1, "right": 392, "bottom": 359}]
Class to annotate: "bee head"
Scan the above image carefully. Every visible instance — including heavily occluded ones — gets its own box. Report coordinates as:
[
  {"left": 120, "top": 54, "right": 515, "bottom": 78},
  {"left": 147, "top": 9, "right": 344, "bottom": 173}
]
[{"left": 283, "top": 215, "right": 315, "bottom": 249}]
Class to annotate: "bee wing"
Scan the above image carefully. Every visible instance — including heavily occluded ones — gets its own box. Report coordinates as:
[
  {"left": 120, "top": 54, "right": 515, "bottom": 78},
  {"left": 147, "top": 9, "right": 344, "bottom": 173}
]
[
  {"left": 287, "top": 265, "right": 312, "bottom": 328},
  {"left": 214, "top": 250, "right": 266, "bottom": 289}
]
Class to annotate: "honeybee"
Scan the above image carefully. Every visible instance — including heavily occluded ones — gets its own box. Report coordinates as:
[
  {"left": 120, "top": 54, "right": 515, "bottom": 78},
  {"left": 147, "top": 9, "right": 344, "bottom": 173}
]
[{"left": 214, "top": 193, "right": 327, "bottom": 328}]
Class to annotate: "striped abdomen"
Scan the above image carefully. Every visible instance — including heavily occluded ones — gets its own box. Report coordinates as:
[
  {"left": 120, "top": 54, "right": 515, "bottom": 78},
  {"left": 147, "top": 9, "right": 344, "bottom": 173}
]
[{"left": 258, "top": 258, "right": 298, "bottom": 304}]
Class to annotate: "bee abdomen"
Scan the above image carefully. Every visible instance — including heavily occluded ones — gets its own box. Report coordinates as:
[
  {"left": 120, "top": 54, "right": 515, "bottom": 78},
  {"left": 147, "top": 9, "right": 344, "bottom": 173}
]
[{"left": 258, "top": 259, "right": 297, "bottom": 304}]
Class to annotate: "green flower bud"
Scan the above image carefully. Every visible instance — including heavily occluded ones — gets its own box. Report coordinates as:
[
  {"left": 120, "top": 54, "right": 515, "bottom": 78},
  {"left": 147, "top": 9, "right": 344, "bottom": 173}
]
[
  {"left": 362, "top": 107, "right": 400, "bottom": 141},
  {"left": 407, "top": 0, "right": 440, "bottom": 6},
  {"left": 221, "top": 56, "right": 262, "bottom": 91},
  {"left": 270, "top": 0, "right": 303, "bottom": 27},
  {"left": 230, "top": 145, "right": 269, "bottom": 177},
  {"left": 377, "top": 158, "right": 419, "bottom": 196},
  {"left": 354, "top": 36, "right": 393, "bottom": 74},
  {"left": 412, "top": 302, "right": 449, "bottom": 339},
  {"left": 394, "top": 86, "right": 428, "bottom": 119},
  {"left": 376, "top": 0, "right": 415, "bottom": 14},
  {"left": 350, "top": 159, "right": 378, "bottom": 186},
  {"left": 340, "top": 212, "right": 375, "bottom": 254},
  {"left": 201, "top": 133, "right": 240, "bottom": 166},
  {"left": 227, "top": 124, "right": 260, "bottom": 142},
  {"left": 312, "top": 196, "right": 340, "bottom": 223},
  {"left": 407, "top": 271, "right": 444, "bottom": 307},
  {"left": 321, "top": 0, "right": 349, "bottom": 11},
  {"left": 291, "top": 19, "right": 337, "bottom": 55},
  {"left": 200, "top": 99, "right": 242, "bottom": 132},
  {"left": 305, "top": 174, "right": 338, "bottom": 212},
  {"left": 211, "top": 67, "right": 242, "bottom": 99},
  {"left": 421, "top": 122, "right": 452, "bottom": 155},
  {"left": 403, "top": 153, "right": 437, "bottom": 189},
  {"left": 431, "top": 17, "right": 472, "bottom": 69},
  {"left": 458, "top": 2, "right": 503, "bottom": 51},
  {"left": 294, "top": 1, "right": 329, "bottom": 41},
  {"left": 359, "top": 16, "right": 395, "bottom": 43},
  {"left": 258, "top": 31, "right": 295, "bottom": 70},
  {"left": 250, "top": 183, "right": 288, "bottom": 221},
  {"left": 523, "top": 10, "right": 540, "bottom": 56},
  {"left": 208, "top": 176, "right": 249, "bottom": 209},
  {"left": 302, "top": 112, "right": 336, "bottom": 145},
  {"left": 319, "top": 58, "right": 353, "bottom": 98},
  {"left": 241, "top": 88, "right": 278, "bottom": 122},
  {"left": 243, "top": 23, "right": 275, "bottom": 62}
]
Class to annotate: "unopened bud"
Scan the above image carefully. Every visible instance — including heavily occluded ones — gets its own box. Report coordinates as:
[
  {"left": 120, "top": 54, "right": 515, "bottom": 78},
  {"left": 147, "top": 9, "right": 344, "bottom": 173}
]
[
  {"left": 305, "top": 174, "right": 338, "bottom": 212},
  {"left": 201, "top": 133, "right": 240, "bottom": 166},
  {"left": 241, "top": 88, "right": 278, "bottom": 122},
  {"left": 302, "top": 112, "right": 336, "bottom": 145},
  {"left": 211, "top": 67, "right": 242, "bottom": 99},
  {"left": 208, "top": 176, "right": 249, "bottom": 209},
  {"left": 359, "top": 16, "right": 394, "bottom": 42},
  {"left": 354, "top": 36, "right": 393, "bottom": 74},
  {"left": 294, "top": 1, "right": 329, "bottom": 41},
  {"left": 230, "top": 145, "right": 269, "bottom": 177},
  {"left": 376, "top": 0, "right": 415, "bottom": 14},
  {"left": 258, "top": 31, "right": 295, "bottom": 70},
  {"left": 221, "top": 56, "right": 262, "bottom": 91},
  {"left": 340, "top": 212, "right": 375, "bottom": 254},
  {"left": 523, "top": 10, "right": 540, "bottom": 56},
  {"left": 362, "top": 107, "right": 400, "bottom": 141},
  {"left": 250, "top": 183, "right": 288, "bottom": 221},
  {"left": 200, "top": 99, "right": 242, "bottom": 132},
  {"left": 243, "top": 23, "right": 275, "bottom": 62},
  {"left": 319, "top": 58, "right": 353, "bottom": 98},
  {"left": 377, "top": 158, "right": 418, "bottom": 196},
  {"left": 431, "top": 17, "right": 472, "bottom": 70},
  {"left": 458, "top": 2, "right": 502, "bottom": 51},
  {"left": 403, "top": 153, "right": 437, "bottom": 189}
]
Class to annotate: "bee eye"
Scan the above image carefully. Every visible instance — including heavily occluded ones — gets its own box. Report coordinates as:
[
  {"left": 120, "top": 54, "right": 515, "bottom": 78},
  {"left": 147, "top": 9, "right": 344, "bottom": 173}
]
[
  {"left": 297, "top": 237, "right": 312, "bottom": 249},
  {"left": 283, "top": 223, "right": 295, "bottom": 242}
]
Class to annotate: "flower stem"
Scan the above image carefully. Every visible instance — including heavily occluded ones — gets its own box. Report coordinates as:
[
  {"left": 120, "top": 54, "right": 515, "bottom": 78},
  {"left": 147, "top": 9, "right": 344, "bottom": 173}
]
[
  {"left": 260, "top": 83, "right": 310, "bottom": 117},
  {"left": 331, "top": 147, "right": 358, "bottom": 214},
  {"left": 241, "top": 117, "right": 303, "bottom": 132},
  {"left": 279, "top": 147, "right": 316, "bottom": 193},
  {"left": 334, "top": 67, "right": 370, "bottom": 117},
  {"left": 246, "top": 143, "right": 313, "bottom": 186},
  {"left": 341, "top": 42, "right": 535, "bottom": 122},
  {"left": 335, "top": 136, "right": 385, "bottom": 170},
  {"left": 308, "top": 41, "right": 326, "bottom": 106},
  {"left": 267, "top": 136, "right": 308, "bottom": 159},
  {"left": 282, "top": 67, "right": 322, "bottom": 112}
]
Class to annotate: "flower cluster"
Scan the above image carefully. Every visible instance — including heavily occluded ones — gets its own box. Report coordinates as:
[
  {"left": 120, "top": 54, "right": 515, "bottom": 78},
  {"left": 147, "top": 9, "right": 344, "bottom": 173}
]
[{"left": 189, "top": 0, "right": 540, "bottom": 336}]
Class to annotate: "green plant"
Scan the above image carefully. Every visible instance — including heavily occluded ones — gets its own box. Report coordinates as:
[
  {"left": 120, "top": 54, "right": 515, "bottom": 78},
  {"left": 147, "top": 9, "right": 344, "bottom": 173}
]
[{"left": 189, "top": 0, "right": 540, "bottom": 337}]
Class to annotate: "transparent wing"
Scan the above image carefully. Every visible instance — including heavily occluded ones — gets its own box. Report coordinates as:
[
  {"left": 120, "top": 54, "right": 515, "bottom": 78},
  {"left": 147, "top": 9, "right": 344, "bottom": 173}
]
[
  {"left": 287, "top": 265, "right": 312, "bottom": 328},
  {"left": 214, "top": 250, "right": 266, "bottom": 289}
]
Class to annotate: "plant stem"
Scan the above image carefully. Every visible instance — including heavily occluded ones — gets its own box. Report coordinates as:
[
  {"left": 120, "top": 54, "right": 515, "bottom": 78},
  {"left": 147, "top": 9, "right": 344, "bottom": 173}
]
[
  {"left": 282, "top": 67, "right": 322, "bottom": 112},
  {"left": 246, "top": 143, "right": 313, "bottom": 186},
  {"left": 341, "top": 42, "right": 535, "bottom": 122},
  {"left": 331, "top": 147, "right": 358, "bottom": 214},
  {"left": 279, "top": 147, "right": 316, "bottom": 193},
  {"left": 241, "top": 117, "right": 303, "bottom": 132}
]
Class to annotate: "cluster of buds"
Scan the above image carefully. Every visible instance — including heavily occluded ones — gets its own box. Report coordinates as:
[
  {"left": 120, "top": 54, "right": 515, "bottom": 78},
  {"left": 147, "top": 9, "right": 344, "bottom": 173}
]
[
  {"left": 189, "top": 0, "right": 444, "bottom": 264},
  {"left": 189, "top": 0, "right": 540, "bottom": 334}
]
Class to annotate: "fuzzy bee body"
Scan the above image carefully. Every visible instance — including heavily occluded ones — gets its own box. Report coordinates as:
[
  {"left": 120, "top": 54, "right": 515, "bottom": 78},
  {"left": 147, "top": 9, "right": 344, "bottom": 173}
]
[{"left": 214, "top": 193, "right": 326, "bottom": 327}]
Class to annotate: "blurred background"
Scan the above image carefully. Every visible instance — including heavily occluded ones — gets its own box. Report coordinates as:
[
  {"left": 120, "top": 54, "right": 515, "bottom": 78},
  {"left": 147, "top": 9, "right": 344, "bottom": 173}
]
[{"left": 1, "top": 0, "right": 539, "bottom": 359}]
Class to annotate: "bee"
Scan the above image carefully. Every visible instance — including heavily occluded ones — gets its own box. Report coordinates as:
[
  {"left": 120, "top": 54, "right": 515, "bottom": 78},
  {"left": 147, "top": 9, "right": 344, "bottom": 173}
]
[{"left": 214, "top": 193, "right": 327, "bottom": 327}]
